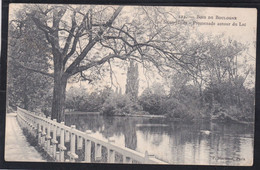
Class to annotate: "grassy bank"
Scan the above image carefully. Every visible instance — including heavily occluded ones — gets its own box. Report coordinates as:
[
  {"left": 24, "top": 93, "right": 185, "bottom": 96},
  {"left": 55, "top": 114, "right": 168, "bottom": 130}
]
[{"left": 22, "top": 128, "right": 55, "bottom": 162}]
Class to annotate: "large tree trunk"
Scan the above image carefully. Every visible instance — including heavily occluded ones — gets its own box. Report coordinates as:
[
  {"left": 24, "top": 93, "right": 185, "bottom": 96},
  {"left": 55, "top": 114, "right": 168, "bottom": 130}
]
[
  {"left": 51, "top": 73, "right": 67, "bottom": 122},
  {"left": 51, "top": 52, "right": 68, "bottom": 122}
]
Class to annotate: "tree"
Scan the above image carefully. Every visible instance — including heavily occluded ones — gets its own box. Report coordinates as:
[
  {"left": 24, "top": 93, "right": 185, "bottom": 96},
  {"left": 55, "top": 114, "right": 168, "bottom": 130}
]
[
  {"left": 65, "top": 86, "right": 88, "bottom": 111},
  {"left": 8, "top": 11, "right": 52, "bottom": 112},
  {"left": 9, "top": 5, "right": 211, "bottom": 122},
  {"left": 139, "top": 83, "right": 167, "bottom": 115},
  {"left": 125, "top": 60, "right": 139, "bottom": 102},
  {"left": 194, "top": 36, "right": 253, "bottom": 118},
  {"left": 65, "top": 86, "right": 112, "bottom": 112},
  {"left": 10, "top": 5, "right": 124, "bottom": 121}
]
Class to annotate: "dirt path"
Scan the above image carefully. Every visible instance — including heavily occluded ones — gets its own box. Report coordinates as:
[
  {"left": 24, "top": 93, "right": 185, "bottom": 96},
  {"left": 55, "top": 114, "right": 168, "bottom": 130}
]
[{"left": 4, "top": 113, "right": 46, "bottom": 162}]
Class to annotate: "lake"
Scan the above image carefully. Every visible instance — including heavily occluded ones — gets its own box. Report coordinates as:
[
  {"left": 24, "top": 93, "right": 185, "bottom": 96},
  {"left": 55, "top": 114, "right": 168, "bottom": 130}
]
[{"left": 65, "top": 114, "right": 254, "bottom": 165}]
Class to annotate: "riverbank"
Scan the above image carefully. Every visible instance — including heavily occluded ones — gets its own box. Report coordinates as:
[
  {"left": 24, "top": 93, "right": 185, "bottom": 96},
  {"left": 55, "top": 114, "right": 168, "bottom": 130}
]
[
  {"left": 65, "top": 111, "right": 100, "bottom": 115},
  {"left": 114, "top": 113, "right": 166, "bottom": 118},
  {"left": 64, "top": 110, "right": 253, "bottom": 124},
  {"left": 65, "top": 110, "right": 166, "bottom": 118}
]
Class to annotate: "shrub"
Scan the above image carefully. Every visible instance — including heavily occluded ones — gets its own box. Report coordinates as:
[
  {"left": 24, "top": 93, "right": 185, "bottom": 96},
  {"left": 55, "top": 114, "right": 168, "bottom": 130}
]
[
  {"left": 101, "top": 92, "right": 142, "bottom": 116},
  {"left": 139, "top": 85, "right": 167, "bottom": 115}
]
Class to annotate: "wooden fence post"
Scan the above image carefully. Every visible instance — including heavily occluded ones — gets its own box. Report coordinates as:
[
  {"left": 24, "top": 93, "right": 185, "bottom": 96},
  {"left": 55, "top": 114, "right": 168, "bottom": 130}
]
[
  {"left": 57, "top": 126, "right": 61, "bottom": 136},
  {"left": 108, "top": 149, "right": 115, "bottom": 163},
  {"left": 32, "top": 116, "right": 37, "bottom": 137},
  {"left": 58, "top": 122, "right": 66, "bottom": 162},
  {"left": 65, "top": 130, "right": 70, "bottom": 142},
  {"left": 68, "top": 125, "right": 78, "bottom": 162},
  {"left": 84, "top": 130, "right": 92, "bottom": 162},
  {"left": 41, "top": 118, "right": 46, "bottom": 147},
  {"left": 144, "top": 151, "right": 155, "bottom": 164},
  {"left": 95, "top": 143, "right": 102, "bottom": 161},
  {"left": 56, "top": 151, "right": 60, "bottom": 162},
  {"left": 123, "top": 156, "right": 132, "bottom": 164},
  {"left": 108, "top": 138, "right": 115, "bottom": 163},
  {"left": 37, "top": 121, "right": 42, "bottom": 145},
  {"left": 77, "top": 136, "right": 83, "bottom": 150},
  {"left": 46, "top": 116, "right": 51, "bottom": 154},
  {"left": 144, "top": 151, "right": 149, "bottom": 164},
  {"left": 51, "top": 119, "right": 58, "bottom": 159}
]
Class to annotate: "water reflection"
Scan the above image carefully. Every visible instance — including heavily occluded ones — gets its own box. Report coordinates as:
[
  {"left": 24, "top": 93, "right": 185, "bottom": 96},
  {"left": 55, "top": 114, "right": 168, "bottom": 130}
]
[{"left": 65, "top": 115, "right": 253, "bottom": 165}]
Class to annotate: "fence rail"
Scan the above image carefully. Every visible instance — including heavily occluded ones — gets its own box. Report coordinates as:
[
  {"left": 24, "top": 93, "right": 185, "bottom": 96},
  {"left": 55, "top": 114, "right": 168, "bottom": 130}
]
[{"left": 16, "top": 107, "right": 167, "bottom": 164}]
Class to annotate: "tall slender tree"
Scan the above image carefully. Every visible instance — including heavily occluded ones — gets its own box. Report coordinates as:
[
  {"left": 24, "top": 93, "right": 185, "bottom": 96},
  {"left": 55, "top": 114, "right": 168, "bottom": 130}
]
[{"left": 125, "top": 60, "right": 139, "bottom": 102}]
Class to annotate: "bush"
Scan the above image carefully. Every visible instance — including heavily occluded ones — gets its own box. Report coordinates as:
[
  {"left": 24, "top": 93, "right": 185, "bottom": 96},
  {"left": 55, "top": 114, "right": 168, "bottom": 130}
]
[
  {"left": 203, "top": 80, "right": 255, "bottom": 121},
  {"left": 65, "top": 86, "right": 113, "bottom": 112},
  {"left": 139, "top": 85, "right": 167, "bottom": 115},
  {"left": 163, "top": 97, "right": 200, "bottom": 121},
  {"left": 163, "top": 84, "right": 205, "bottom": 121},
  {"left": 101, "top": 92, "right": 142, "bottom": 116}
]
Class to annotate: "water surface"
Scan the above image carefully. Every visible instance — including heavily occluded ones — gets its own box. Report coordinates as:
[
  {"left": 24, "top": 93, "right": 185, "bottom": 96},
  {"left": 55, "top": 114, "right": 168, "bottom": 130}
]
[{"left": 65, "top": 114, "right": 254, "bottom": 165}]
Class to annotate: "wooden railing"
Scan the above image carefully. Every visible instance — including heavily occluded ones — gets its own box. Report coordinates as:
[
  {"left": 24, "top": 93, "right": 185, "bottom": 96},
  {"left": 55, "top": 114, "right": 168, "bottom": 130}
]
[{"left": 16, "top": 107, "right": 167, "bottom": 164}]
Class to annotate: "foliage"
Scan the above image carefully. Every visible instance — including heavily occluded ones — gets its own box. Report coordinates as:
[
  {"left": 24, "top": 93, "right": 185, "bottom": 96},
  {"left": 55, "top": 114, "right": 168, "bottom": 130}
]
[
  {"left": 138, "top": 77, "right": 203, "bottom": 120},
  {"left": 203, "top": 79, "right": 255, "bottom": 121},
  {"left": 65, "top": 86, "right": 112, "bottom": 112},
  {"left": 139, "top": 83, "right": 167, "bottom": 115},
  {"left": 7, "top": 13, "right": 53, "bottom": 112},
  {"left": 8, "top": 5, "right": 255, "bottom": 123},
  {"left": 101, "top": 92, "right": 142, "bottom": 116},
  {"left": 65, "top": 86, "right": 89, "bottom": 111},
  {"left": 163, "top": 98, "right": 193, "bottom": 120},
  {"left": 9, "top": 5, "right": 202, "bottom": 122},
  {"left": 125, "top": 60, "right": 139, "bottom": 102},
  {"left": 164, "top": 85, "right": 203, "bottom": 121},
  {"left": 138, "top": 66, "right": 254, "bottom": 123}
]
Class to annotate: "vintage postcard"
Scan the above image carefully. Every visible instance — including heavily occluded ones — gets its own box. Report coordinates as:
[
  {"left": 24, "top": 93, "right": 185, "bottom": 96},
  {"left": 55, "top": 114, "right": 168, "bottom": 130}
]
[{"left": 5, "top": 4, "right": 256, "bottom": 166}]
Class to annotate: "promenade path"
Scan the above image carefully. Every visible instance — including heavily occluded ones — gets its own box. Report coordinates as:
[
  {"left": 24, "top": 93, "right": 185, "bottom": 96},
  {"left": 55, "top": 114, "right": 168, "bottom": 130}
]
[{"left": 5, "top": 113, "right": 46, "bottom": 162}]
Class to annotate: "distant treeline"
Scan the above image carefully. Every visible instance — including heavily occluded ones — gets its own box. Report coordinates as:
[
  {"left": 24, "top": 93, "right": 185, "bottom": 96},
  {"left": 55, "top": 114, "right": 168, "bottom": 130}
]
[{"left": 63, "top": 79, "right": 254, "bottom": 122}]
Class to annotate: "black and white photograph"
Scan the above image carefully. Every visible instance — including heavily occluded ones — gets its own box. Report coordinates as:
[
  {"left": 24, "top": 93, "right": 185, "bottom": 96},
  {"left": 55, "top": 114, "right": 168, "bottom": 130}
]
[{"left": 4, "top": 4, "right": 256, "bottom": 166}]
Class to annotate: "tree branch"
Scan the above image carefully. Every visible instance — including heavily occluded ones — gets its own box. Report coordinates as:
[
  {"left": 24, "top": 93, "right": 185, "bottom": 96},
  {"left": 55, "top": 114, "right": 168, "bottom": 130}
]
[
  {"left": 65, "top": 6, "right": 123, "bottom": 75},
  {"left": 70, "top": 53, "right": 128, "bottom": 76},
  {"left": 31, "top": 16, "right": 61, "bottom": 56},
  {"left": 103, "top": 36, "right": 134, "bottom": 47},
  {"left": 31, "top": 16, "right": 54, "bottom": 33},
  {"left": 79, "top": 71, "right": 93, "bottom": 83},
  {"left": 13, "top": 61, "right": 54, "bottom": 78},
  {"left": 63, "top": 11, "right": 92, "bottom": 66},
  {"left": 62, "top": 11, "right": 77, "bottom": 56}
]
